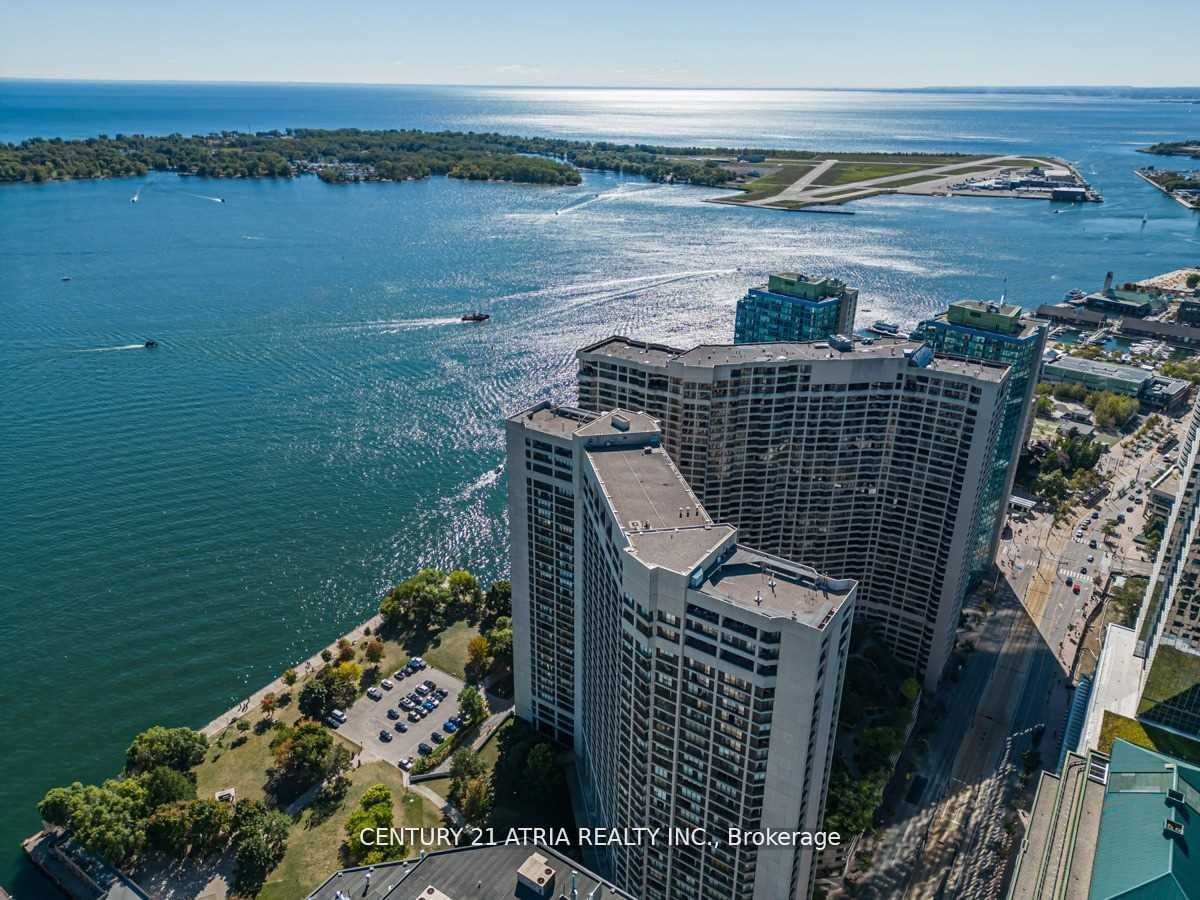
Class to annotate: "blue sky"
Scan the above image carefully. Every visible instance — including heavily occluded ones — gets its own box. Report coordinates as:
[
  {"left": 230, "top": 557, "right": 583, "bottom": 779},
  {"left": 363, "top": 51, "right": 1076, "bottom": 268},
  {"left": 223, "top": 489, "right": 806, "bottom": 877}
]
[{"left": 3, "top": 0, "right": 1198, "bottom": 88}]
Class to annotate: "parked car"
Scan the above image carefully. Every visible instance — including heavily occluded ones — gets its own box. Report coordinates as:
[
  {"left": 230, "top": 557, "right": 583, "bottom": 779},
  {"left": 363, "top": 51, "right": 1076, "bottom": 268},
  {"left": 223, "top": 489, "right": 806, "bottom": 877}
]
[
  {"left": 422, "top": 699, "right": 435, "bottom": 712},
  {"left": 410, "top": 657, "right": 426, "bottom": 670},
  {"left": 381, "top": 679, "right": 394, "bottom": 690},
  {"left": 325, "top": 715, "right": 342, "bottom": 728},
  {"left": 394, "top": 721, "right": 408, "bottom": 733},
  {"left": 330, "top": 709, "right": 348, "bottom": 724},
  {"left": 1066, "top": 576, "right": 1073, "bottom": 586},
  {"left": 379, "top": 729, "right": 393, "bottom": 743},
  {"left": 422, "top": 679, "right": 437, "bottom": 691},
  {"left": 367, "top": 687, "right": 382, "bottom": 701},
  {"left": 1074, "top": 530, "right": 1083, "bottom": 539},
  {"left": 1091, "top": 511, "right": 1100, "bottom": 519},
  {"left": 408, "top": 711, "right": 423, "bottom": 723},
  {"left": 444, "top": 721, "right": 458, "bottom": 734},
  {"left": 418, "top": 742, "right": 433, "bottom": 755},
  {"left": 400, "top": 698, "right": 414, "bottom": 711},
  {"left": 415, "top": 684, "right": 431, "bottom": 696},
  {"left": 431, "top": 731, "right": 444, "bottom": 744},
  {"left": 387, "top": 708, "right": 400, "bottom": 720},
  {"left": 398, "top": 757, "right": 413, "bottom": 771},
  {"left": 434, "top": 688, "right": 449, "bottom": 700},
  {"left": 394, "top": 670, "right": 408, "bottom": 681}
]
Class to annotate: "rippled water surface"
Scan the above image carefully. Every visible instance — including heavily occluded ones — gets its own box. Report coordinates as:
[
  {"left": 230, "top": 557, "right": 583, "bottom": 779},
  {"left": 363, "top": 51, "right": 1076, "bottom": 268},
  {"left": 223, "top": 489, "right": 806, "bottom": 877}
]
[{"left": 1, "top": 82, "right": 1198, "bottom": 890}]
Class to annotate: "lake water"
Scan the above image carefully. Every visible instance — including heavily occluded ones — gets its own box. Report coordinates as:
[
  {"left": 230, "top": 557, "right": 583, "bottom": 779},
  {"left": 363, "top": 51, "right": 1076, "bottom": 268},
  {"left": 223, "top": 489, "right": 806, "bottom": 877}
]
[{"left": 1, "top": 81, "right": 1198, "bottom": 893}]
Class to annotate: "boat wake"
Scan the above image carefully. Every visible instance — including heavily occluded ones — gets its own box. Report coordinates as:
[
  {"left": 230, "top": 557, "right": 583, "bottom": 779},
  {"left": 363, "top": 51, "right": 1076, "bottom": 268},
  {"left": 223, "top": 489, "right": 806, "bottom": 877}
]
[
  {"left": 554, "top": 184, "right": 662, "bottom": 216},
  {"left": 71, "top": 344, "right": 148, "bottom": 353},
  {"left": 455, "top": 466, "right": 504, "bottom": 501}
]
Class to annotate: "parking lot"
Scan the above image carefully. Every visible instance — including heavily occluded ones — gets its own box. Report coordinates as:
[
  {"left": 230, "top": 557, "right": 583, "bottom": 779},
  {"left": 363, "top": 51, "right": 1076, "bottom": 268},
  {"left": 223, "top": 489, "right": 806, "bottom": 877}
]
[{"left": 335, "top": 660, "right": 466, "bottom": 767}]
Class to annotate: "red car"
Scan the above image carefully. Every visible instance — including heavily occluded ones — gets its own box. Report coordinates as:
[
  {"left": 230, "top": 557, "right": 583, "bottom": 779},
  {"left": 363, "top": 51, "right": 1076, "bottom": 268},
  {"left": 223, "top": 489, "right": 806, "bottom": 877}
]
[{"left": 1073, "top": 584, "right": 1081, "bottom": 595}]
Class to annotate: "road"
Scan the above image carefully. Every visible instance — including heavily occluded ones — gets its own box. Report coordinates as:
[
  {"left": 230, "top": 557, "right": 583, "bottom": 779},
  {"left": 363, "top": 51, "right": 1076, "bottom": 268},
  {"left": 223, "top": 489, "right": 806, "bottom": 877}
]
[{"left": 848, "top": 414, "right": 1184, "bottom": 899}]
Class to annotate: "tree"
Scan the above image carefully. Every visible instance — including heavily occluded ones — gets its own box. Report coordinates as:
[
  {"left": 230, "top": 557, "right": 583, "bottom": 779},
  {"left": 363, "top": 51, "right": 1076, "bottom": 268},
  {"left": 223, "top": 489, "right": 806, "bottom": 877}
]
[
  {"left": 459, "top": 776, "right": 493, "bottom": 828},
  {"left": 260, "top": 692, "right": 277, "bottom": 721},
  {"left": 298, "top": 678, "right": 330, "bottom": 719},
  {"left": 466, "top": 635, "right": 491, "bottom": 680},
  {"left": 282, "top": 668, "right": 298, "bottom": 687},
  {"left": 523, "top": 742, "right": 560, "bottom": 796},
  {"left": 39, "top": 779, "right": 149, "bottom": 864},
  {"left": 231, "top": 803, "right": 290, "bottom": 895},
  {"left": 344, "top": 783, "right": 401, "bottom": 864},
  {"left": 448, "top": 569, "right": 483, "bottom": 618},
  {"left": 126, "top": 726, "right": 208, "bottom": 774},
  {"left": 484, "top": 580, "right": 512, "bottom": 623},
  {"left": 186, "top": 799, "right": 234, "bottom": 855},
  {"left": 485, "top": 618, "right": 513, "bottom": 670},
  {"left": 448, "top": 749, "right": 487, "bottom": 806},
  {"left": 364, "top": 638, "right": 385, "bottom": 663},
  {"left": 139, "top": 765, "right": 196, "bottom": 809},
  {"left": 459, "top": 684, "right": 488, "bottom": 725},
  {"left": 146, "top": 800, "right": 191, "bottom": 856},
  {"left": 1187, "top": 272, "right": 1199, "bottom": 289},
  {"left": 271, "top": 721, "right": 334, "bottom": 789},
  {"left": 380, "top": 568, "right": 450, "bottom": 629},
  {"left": 336, "top": 638, "right": 355, "bottom": 663}
]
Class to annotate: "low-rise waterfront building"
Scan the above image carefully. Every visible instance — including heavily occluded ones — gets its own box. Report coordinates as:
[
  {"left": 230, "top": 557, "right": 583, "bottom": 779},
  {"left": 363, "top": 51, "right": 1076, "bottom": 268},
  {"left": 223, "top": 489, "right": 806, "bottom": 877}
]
[
  {"left": 1008, "top": 739, "right": 1200, "bottom": 900},
  {"left": 575, "top": 335, "right": 1012, "bottom": 689},
  {"left": 1041, "top": 355, "right": 1152, "bottom": 397},
  {"left": 734, "top": 272, "right": 858, "bottom": 343},
  {"left": 1036, "top": 304, "right": 1108, "bottom": 329},
  {"left": 307, "top": 844, "right": 632, "bottom": 900},
  {"left": 506, "top": 403, "right": 856, "bottom": 900},
  {"left": 1119, "top": 315, "right": 1200, "bottom": 350},
  {"left": 911, "top": 299, "right": 1047, "bottom": 583}
]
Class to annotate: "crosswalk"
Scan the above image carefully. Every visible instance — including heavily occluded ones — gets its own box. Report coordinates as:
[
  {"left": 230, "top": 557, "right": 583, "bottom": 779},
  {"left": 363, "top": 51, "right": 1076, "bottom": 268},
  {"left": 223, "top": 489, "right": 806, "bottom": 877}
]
[{"left": 1057, "top": 567, "right": 1093, "bottom": 585}]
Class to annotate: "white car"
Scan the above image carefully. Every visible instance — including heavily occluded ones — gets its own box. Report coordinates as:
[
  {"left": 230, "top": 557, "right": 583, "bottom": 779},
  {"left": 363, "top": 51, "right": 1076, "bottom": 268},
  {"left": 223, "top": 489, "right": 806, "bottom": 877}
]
[
  {"left": 367, "top": 687, "right": 383, "bottom": 700},
  {"left": 330, "top": 708, "right": 347, "bottom": 723},
  {"left": 381, "top": 679, "right": 394, "bottom": 690}
]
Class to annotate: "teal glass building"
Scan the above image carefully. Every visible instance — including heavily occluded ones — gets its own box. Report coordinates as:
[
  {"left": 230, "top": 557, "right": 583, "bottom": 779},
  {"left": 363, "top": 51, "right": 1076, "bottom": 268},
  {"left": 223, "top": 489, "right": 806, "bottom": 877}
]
[
  {"left": 734, "top": 272, "right": 858, "bottom": 343},
  {"left": 911, "top": 300, "right": 1047, "bottom": 584}
]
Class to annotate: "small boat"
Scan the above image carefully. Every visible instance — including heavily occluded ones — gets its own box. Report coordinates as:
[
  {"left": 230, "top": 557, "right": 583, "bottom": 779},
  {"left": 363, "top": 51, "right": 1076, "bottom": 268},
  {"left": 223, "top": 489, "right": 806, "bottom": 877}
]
[
  {"left": 60, "top": 276, "right": 71, "bottom": 282},
  {"left": 461, "top": 312, "right": 490, "bottom": 323},
  {"left": 143, "top": 339, "right": 159, "bottom": 349},
  {"left": 1064, "top": 289, "right": 1086, "bottom": 301}
]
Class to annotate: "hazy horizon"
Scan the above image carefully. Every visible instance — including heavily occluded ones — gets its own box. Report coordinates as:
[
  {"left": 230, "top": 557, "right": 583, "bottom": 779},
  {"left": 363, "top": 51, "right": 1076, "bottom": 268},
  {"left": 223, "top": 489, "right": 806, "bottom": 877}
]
[{"left": 5, "top": 0, "right": 1198, "bottom": 89}]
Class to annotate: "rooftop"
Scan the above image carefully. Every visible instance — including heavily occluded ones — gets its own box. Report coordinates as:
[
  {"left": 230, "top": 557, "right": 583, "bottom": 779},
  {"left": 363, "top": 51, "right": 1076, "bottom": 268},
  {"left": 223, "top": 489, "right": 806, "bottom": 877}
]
[
  {"left": 1044, "top": 355, "right": 1154, "bottom": 388},
  {"left": 941, "top": 298, "right": 1039, "bottom": 337},
  {"left": 700, "top": 547, "right": 855, "bottom": 627},
  {"left": 306, "top": 844, "right": 631, "bottom": 900},
  {"left": 586, "top": 444, "right": 710, "bottom": 533},
  {"left": 582, "top": 336, "right": 1009, "bottom": 382},
  {"left": 1008, "top": 750, "right": 1105, "bottom": 900},
  {"left": 1089, "top": 739, "right": 1200, "bottom": 899},
  {"left": 511, "top": 403, "right": 597, "bottom": 437},
  {"left": 760, "top": 271, "right": 853, "bottom": 301}
]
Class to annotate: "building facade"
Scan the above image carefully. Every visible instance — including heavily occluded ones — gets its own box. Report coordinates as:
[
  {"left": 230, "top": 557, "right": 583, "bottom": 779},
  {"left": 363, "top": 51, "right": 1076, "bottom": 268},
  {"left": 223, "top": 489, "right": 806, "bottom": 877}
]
[
  {"left": 575, "top": 335, "right": 1011, "bottom": 688},
  {"left": 734, "top": 273, "right": 858, "bottom": 344},
  {"left": 1133, "top": 391, "right": 1200, "bottom": 739},
  {"left": 507, "top": 403, "right": 856, "bottom": 900},
  {"left": 910, "top": 300, "right": 1047, "bottom": 583}
]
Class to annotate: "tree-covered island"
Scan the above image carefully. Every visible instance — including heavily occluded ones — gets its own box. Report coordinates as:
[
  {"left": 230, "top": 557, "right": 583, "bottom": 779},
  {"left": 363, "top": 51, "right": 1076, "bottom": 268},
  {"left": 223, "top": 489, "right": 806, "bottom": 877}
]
[{"left": 0, "top": 127, "right": 983, "bottom": 191}]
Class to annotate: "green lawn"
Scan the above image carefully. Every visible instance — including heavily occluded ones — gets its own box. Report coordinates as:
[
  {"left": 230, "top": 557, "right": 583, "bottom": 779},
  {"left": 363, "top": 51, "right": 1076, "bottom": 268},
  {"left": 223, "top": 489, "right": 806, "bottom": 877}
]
[
  {"left": 730, "top": 163, "right": 816, "bottom": 202},
  {"left": 1099, "top": 711, "right": 1200, "bottom": 765},
  {"left": 1137, "top": 645, "right": 1200, "bottom": 716},
  {"left": 257, "top": 762, "right": 448, "bottom": 900},
  {"left": 814, "top": 162, "right": 930, "bottom": 187},
  {"left": 409, "top": 619, "right": 480, "bottom": 680},
  {"left": 195, "top": 706, "right": 360, "bottom": 806}
]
